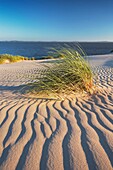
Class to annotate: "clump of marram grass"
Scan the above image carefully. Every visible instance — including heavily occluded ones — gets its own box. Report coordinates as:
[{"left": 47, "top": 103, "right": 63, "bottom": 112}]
[
  {"left": 0, "top": 54, "right": 27, "bottom": 64},
  {"left": 42, "top": 55, "right": 54, "bottom": 59},
  {"left": 29, "top": 48, "right": 94, "bottom": 98}
]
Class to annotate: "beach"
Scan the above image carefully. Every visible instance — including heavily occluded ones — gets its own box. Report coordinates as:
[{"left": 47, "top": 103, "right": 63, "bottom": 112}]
[{"left": 0, "top": 54, "right": 113, "bottom": 170}]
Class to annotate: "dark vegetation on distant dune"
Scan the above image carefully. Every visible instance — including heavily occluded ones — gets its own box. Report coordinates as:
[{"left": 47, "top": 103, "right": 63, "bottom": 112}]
[
  {"left": 41, "top": 54, "right": 65, "bottom": 60},
  {"left": 110, "top": 49, "right": 113, "bottom": 53}
]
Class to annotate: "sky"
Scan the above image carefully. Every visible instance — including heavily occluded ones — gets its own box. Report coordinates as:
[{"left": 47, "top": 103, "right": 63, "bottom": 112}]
[{"left": 0, "top": 0, "right": 113, "bottom": 41}]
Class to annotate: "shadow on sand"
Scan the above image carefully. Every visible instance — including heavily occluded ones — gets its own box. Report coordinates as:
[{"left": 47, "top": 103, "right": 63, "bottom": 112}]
[
  {"left": 0, "top": 84, "right": 29, "bottom": 94},
  {"left": 0, "top": 85, "right": 57, "bottom": 100}
]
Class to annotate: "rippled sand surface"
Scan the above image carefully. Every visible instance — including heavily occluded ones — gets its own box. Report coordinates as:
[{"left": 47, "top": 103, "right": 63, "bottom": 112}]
[{"left": 0, "top": 56, "right": 113, "bottom": 170}]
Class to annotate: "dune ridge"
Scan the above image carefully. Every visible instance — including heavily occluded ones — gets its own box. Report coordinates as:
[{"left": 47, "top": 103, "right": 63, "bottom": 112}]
[{"left": 0, "top": 55, "right": 113, "bottom": 170}]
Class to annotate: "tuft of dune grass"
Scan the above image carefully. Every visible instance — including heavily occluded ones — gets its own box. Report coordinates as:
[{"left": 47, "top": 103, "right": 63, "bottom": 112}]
[
  {"left": 29, "top": 48, "right": 94, "bottom": 98},
  {"left": 0, "top": 54, "right": 27, "bottom": 64}
]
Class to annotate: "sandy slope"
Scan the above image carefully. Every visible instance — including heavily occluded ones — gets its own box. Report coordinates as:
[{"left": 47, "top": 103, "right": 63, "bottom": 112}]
[{"left": 0, "top": 55, "right": 113, "bottom": 170}]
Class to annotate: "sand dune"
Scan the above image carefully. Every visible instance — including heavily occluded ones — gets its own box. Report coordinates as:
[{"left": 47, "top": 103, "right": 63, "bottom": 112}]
[{"left": 0, "top": 55, "right": 113, "bottom": 170}]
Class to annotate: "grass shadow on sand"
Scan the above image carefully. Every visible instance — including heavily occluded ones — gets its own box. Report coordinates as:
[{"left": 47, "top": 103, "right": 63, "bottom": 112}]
[
  {"left": 0, "top": 85, "right": 57, "bottom": 100},
  {"left": 0, "top": 85, "right": 29, "bottom": 94}
]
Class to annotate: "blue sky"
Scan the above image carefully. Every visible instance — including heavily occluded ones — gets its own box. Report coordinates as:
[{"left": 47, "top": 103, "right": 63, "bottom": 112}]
[{"left": 0, "top": 0, "right": 113, "bottom": 41}]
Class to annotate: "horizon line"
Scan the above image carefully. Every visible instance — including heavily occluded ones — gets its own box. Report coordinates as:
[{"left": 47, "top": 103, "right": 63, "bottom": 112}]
[{"left": 0, "top": 40, "right": 113, "bottom": 43}]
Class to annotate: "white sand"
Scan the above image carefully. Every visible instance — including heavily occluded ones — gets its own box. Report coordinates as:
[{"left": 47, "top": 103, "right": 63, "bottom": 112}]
[{"left": 0, "top": 55, "right": 113, "bottom": 170}]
